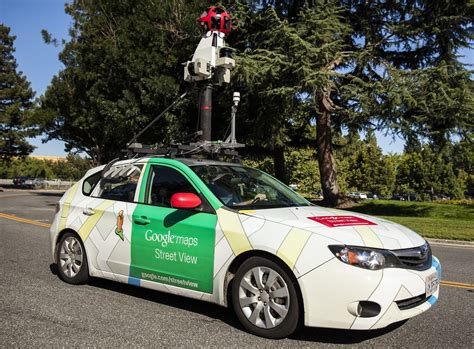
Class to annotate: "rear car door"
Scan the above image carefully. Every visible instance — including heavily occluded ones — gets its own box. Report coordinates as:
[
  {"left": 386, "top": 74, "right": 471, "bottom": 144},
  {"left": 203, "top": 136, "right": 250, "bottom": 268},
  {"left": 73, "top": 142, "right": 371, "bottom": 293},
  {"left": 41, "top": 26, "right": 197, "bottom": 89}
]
[
  {"left": 78, "top": 164, "right": 143, "bottom": 282},
  {"left": 129, "top": 164, "right": 217, "bottom": 293}
]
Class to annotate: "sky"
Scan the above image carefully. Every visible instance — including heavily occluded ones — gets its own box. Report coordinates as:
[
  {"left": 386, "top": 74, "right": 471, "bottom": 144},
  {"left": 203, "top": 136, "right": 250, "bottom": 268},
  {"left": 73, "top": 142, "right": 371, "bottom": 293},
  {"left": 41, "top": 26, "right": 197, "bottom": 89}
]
[
  {"left": 1, "top": 0, "right": 473, "bottom": 156},
  {"left": 2, "top": 0, "right": 71, "bottom": 156}
]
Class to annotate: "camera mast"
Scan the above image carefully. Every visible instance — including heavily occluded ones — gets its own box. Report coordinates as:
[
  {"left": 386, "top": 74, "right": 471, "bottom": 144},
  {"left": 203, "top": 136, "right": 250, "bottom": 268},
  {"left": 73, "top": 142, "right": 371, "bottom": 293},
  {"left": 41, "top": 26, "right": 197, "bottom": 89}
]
[{"left": 126, "top": 6, "right": 244, "bottom": 160}]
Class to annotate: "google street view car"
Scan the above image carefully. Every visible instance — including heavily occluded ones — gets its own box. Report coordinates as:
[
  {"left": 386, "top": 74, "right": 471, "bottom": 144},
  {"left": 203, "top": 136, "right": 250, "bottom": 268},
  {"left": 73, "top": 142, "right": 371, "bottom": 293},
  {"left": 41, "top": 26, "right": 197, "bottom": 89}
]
[{"left": 50, "top": 156, "right": 440, "bottom": 338}]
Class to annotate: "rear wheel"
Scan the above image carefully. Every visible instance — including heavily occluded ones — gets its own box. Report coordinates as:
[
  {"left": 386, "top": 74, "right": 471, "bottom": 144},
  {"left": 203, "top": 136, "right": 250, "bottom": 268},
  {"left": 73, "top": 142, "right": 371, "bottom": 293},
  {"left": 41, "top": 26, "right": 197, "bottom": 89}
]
[
  {"left": 56, "top": 232, "right": 89, "bottom": 284},
  {"left": 231, "top": 256, "right": 300, "bottom": 339}
]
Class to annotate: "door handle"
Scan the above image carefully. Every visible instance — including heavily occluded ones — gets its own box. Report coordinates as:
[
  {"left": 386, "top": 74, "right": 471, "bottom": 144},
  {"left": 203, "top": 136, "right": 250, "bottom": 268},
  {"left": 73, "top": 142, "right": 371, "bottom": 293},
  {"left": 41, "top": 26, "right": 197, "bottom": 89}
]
[
  {"left": 83, "top": 208, "right": 95, "bottom": 216},
  {"left": 134, "top": 216, "right": 151, "bottom": 225}
]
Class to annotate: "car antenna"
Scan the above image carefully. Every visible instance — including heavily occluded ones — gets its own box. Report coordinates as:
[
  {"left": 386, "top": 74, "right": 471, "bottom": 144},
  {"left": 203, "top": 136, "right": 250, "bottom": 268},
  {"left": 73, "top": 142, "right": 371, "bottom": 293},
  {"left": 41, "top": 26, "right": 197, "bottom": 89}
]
[{"left": 126, "top": 91, "right": 188, "bottom": 148}]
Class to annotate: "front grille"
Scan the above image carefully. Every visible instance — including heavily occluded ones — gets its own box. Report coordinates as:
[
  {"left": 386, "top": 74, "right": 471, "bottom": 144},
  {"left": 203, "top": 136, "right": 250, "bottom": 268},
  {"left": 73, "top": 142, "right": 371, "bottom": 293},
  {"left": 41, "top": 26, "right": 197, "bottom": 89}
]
[
  {"left": 391, "top": 243, "right": 432, "bottom": 271},
  {"left": 396, "top": 294, "right": 427, "bottom": 310}
]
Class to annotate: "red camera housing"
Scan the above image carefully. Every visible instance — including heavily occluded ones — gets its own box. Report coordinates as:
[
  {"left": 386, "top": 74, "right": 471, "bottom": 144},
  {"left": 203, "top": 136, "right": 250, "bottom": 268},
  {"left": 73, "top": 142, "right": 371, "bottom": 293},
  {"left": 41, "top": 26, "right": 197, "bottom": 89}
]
[{"left": 198, "top": 6, "right": 232, "bottom": 36}]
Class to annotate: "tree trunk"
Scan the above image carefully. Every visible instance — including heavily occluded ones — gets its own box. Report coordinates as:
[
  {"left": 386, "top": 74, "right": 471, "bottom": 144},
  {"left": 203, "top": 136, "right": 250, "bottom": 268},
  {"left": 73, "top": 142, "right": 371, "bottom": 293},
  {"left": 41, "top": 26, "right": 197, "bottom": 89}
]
[
  {"left": 91, "top": 145, "right": 102, "bottom": 166},
  {"left": 273, "top": 146, "right": 288, "bottom": 184},
  {"left": 316, "top": 107, "right": 340, "bottom": 206}
]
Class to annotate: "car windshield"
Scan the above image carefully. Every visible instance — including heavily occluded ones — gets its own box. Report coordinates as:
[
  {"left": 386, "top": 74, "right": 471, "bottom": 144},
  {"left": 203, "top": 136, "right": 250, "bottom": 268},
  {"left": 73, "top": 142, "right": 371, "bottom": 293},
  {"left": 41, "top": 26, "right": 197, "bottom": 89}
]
[{"left": 192, "top": 165, "right": 311, "bottom": 210}]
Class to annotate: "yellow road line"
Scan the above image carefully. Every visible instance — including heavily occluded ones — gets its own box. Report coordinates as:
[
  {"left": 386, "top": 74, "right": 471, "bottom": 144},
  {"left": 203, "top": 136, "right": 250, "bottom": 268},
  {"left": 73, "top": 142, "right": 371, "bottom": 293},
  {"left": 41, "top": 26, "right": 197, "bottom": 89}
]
[
  {"left": 440, "top": 280, "right": 474, "bottom": 290},
  {"left": 0, "top": 212, "right": 51, "bottom": 228},
  {"left": 1, "top": 211, "right": 473, "bottom": 291}
]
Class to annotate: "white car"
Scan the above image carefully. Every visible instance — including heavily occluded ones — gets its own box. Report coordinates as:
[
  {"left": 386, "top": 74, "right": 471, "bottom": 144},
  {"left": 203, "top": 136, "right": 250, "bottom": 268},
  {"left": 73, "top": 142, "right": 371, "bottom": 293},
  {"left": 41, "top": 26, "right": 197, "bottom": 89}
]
[
  {"left": 348, "top": 192, "right": 368, "bottom": 199},
  {"left": 50, "top": 157, "right": 440, "bottom": 338}
]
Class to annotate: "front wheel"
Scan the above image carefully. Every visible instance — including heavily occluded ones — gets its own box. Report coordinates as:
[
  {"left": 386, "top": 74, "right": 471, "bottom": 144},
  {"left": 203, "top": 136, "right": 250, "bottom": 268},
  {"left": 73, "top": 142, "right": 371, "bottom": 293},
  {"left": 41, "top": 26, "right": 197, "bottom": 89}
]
[
  {"left": 231, "top": 257, "right": 300, "bottom": 339},
  {"left": 56, "top": 232, "right": 89, "bottom": 284}
]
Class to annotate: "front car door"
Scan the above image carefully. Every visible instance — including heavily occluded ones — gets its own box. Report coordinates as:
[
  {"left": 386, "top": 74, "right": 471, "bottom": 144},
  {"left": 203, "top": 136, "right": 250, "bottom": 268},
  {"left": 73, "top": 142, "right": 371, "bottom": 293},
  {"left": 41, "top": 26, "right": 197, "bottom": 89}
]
[{"left": 129, "top": 163, "right": 217, "bottom": 293}]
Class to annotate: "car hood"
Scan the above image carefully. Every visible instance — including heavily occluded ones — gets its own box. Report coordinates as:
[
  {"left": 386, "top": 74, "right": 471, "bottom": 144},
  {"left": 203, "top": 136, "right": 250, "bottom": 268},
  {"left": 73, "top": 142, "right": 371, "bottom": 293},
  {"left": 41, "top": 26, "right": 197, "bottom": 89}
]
[{"left": 238, "top": 206, "right": 425, "bottom": 250}]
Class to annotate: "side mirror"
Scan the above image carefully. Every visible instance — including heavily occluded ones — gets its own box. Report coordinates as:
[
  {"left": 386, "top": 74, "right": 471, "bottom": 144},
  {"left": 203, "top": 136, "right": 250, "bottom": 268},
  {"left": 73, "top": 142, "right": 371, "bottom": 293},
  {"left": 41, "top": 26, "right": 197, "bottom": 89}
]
[{"left": 171, "top": 193, "right": 202, "bottom": 209}]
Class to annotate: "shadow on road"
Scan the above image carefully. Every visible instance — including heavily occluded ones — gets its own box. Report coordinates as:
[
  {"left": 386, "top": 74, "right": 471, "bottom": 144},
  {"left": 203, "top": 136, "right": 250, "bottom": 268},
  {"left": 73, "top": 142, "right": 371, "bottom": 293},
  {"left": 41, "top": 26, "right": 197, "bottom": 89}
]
[
  {"left": 291, "top": 321, "right": 406, "bottom": 344},
  {"left": 49, "top": 263, "right": 404, "bottom": 344},
  {"left": 87, "top": 272, "right": 243, "bottom": 330},
  {"left": 33, "top": 191, "right": 65, "bottom": 197},
  {"left": 49, "top": 263, "right": 59, "bottom": 275}
]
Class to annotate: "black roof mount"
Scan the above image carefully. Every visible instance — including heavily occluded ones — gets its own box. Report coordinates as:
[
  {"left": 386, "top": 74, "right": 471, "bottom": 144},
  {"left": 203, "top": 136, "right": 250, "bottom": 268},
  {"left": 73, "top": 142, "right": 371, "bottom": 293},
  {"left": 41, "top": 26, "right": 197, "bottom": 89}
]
[
  {"left": 123, "top": 65, "right": 245, "bottom": 163},
  {"left": 125, "top": 140, "right": 245, "bottom": 164}
]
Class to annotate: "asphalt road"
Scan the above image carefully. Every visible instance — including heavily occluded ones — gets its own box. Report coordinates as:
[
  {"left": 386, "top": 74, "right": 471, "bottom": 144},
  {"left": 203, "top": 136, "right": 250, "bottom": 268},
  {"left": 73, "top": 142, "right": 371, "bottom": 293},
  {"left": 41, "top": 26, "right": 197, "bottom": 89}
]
[{"left": 0, "top": 191, "right": 473, "bottom": 348}]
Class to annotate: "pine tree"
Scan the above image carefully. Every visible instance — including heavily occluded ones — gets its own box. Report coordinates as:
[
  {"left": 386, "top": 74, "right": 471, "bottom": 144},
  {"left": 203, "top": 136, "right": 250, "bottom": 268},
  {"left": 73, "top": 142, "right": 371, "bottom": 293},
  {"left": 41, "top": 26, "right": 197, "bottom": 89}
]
[
  {"left": 229, "top": 0, "right": 473, "bottom": 205},
  {"left": 226, "top": 5, "right": 308, "bottom": 184},
  {"left": 229, "top": 2, "right": 362, "bottom": 204},
  {"left": 0, "top": 24, "right": 35, "bottom": 161}
]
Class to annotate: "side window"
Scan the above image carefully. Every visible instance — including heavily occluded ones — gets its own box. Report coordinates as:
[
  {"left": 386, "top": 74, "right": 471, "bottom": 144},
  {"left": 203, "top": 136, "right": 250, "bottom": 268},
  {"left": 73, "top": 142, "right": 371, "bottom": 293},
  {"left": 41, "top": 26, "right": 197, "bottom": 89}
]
[
  {"left": 146, "top": 166, "right": 198, "bottom": 207},
  {"left": 82, "top": 171, "right": 101, "bottom": 196},
  {"left": 96, "top": 164, "right": 143, "bottom": 202}
]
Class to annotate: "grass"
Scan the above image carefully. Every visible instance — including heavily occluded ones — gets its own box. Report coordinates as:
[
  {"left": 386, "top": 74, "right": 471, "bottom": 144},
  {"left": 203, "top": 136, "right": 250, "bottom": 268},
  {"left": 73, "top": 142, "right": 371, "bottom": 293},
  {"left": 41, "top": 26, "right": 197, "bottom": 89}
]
[{"left": 344, "top": 200, "right": 474, "bottom": 241}]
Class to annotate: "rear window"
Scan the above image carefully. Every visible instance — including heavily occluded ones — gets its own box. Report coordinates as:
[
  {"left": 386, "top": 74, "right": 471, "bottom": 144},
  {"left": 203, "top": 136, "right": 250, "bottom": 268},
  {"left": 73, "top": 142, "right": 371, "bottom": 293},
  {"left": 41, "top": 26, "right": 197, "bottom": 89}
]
[
  {"left": 96, "top": 164, "right": 143, "bottom": 203},
  {"left": 82, "top": 172, "right": 101, "bottom": 196}
]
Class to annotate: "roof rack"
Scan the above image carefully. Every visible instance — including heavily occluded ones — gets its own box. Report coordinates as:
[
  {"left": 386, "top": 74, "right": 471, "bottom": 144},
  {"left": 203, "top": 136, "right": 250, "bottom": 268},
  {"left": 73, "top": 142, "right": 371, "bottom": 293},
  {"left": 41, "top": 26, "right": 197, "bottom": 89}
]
[{"left": 125, "top": 140, "right": 244, "bottom": 163}]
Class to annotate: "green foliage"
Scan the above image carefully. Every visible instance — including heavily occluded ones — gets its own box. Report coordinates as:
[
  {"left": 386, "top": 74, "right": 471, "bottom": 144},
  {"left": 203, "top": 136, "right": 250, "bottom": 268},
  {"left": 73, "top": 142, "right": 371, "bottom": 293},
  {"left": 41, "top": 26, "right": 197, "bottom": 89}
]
[
  {"left": 385, "top": 63, "right": 474, "bottom": 145},
  {"left": 243, "top": 147, "right": 321, "bottom": 194},
  {"left": 336, "top": 130, "right": 397, "bottom": 197},
  {"left": 338, "top": 0, "right": 474, "bottom": 136},
  {"left": 0, "top": 155, "right": 92, "bottom": 181},
  {"left": 451, "top": 136, "right": 474, "bottom": 196},
  {"left": 396, "top": 144, "right": 469, "bottom": 199},
  {"left": 242, "top": 154, "right": 274, "bottom": 174},
  {"left": 49, "top": 154, "right": 93, "bottom": 180},
  {"left": 348, "top": 200, "right": 474, "bottom": 241},
  {"left": 235, "top": 133, "right": 472, "bottom": 200},
  {"left": 0, "top": 24, "right": 36, "bottom": 161},
  {"left": 0, "top": 157, "right": 53, "bottom": 179},
  {"left": 285, "top": 148, "right": 321, "bottom": 193},
  {"left": 226, "top": 4, "right": 312, "bottom": 153}
]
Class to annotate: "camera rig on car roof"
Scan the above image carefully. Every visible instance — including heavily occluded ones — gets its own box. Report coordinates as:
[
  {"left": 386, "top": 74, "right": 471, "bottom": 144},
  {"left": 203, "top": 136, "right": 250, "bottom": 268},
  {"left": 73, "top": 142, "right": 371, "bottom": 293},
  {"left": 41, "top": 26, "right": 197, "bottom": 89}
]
[{"left": 124, "top": 6, "right": 244, "bottom": 163}]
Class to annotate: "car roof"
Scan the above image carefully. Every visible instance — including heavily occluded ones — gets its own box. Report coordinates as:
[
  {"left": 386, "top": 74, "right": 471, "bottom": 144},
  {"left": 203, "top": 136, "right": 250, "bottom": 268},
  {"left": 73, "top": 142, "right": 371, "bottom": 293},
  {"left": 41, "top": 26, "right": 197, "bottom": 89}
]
[{"left": 83, "top": 156, "right": 243, "bottom": 179}]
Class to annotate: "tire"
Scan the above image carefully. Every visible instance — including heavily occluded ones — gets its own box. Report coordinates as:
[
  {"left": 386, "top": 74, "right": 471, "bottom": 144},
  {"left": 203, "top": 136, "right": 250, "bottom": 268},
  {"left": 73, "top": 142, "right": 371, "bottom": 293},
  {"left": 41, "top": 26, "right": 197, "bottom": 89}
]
[
  {"left": 56, "top": 232, "right": 89, "bottom": 284},
  {"left": 231, "top": 256, "right": 300, "bottom": 339}
]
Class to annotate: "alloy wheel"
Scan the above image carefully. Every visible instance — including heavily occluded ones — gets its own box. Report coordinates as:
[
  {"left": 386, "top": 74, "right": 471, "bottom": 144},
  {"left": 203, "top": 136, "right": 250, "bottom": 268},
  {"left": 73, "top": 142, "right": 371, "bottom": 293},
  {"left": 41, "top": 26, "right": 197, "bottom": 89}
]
[
  {"left": 59, "top": 236, "right": 83, "bottom": 278},
  {"left": 238, "top": 266, "right": 290, "bottom": 329}
]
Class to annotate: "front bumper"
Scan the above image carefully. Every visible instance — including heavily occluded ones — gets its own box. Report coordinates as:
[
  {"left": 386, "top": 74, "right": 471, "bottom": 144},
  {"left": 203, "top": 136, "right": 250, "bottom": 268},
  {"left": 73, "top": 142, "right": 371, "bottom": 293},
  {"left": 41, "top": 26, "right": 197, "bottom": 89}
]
[{"left": 299, "top": 255, "right": 441, "bottom": 329}]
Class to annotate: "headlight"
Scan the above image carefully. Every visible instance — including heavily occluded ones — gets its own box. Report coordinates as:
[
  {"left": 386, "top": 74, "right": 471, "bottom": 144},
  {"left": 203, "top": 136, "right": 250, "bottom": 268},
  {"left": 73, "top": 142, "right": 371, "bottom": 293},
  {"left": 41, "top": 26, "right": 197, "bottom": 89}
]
[{"left": 328, "top": 245, "right": 400, "bottom": 270}]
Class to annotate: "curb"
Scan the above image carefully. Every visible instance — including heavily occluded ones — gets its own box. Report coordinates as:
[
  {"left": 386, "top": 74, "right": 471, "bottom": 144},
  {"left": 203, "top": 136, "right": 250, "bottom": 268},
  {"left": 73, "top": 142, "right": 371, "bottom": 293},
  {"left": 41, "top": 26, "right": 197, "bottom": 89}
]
[{"left": 427, "top": 238, "right": 474, "bottom": 247}]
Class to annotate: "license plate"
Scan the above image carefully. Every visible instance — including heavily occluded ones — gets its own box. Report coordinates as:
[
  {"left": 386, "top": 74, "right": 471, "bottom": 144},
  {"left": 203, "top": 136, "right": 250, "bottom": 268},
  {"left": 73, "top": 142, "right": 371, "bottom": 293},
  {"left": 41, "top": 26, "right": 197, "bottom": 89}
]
[{"left": 425, "top": 273, "right": 439, "bottom": 297}]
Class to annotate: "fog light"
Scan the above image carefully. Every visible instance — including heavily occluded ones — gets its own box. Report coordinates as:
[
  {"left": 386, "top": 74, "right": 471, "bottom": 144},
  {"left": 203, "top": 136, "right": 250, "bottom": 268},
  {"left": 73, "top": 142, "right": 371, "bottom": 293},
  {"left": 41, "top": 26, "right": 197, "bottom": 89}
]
[{"left": 348, "top": 301, "right": 381, "bottom": 318}]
